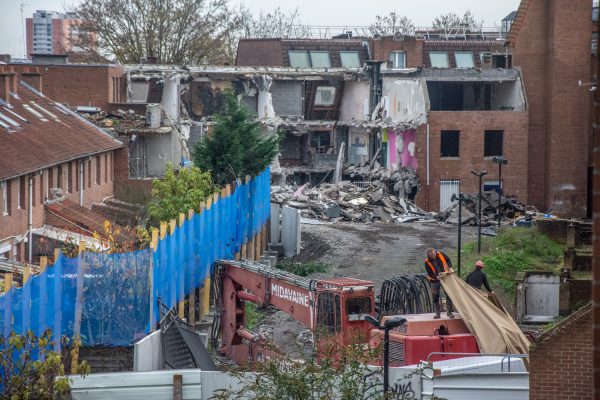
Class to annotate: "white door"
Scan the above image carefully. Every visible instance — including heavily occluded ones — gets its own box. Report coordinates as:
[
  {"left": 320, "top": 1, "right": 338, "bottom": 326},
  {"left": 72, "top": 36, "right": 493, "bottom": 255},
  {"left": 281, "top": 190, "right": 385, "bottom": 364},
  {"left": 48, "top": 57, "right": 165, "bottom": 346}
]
[{"left": 440, "top": 180, "right": 460, "bottom": 212}]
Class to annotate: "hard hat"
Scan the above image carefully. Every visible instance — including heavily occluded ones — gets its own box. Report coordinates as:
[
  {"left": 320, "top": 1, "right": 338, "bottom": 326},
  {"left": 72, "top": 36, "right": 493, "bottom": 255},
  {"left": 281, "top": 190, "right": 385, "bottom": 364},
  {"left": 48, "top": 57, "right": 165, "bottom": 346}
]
[{"left": 475, "top": 260, "right": 484, "bottom": 268}]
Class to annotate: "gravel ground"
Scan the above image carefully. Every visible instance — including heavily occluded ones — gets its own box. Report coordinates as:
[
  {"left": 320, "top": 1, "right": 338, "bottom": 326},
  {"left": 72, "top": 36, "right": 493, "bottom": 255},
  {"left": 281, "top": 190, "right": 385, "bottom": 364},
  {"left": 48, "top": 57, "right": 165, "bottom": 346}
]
[{"left": 294, "top": 221, "right": 478, "bottom": 290}]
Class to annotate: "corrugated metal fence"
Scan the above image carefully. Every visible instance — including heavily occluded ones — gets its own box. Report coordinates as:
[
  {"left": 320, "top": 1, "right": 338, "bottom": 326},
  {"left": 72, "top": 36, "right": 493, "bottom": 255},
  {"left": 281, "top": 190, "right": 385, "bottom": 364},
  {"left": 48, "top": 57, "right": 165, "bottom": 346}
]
[{"left": 0, "top": 168, "right": 271, "bottom": 350}]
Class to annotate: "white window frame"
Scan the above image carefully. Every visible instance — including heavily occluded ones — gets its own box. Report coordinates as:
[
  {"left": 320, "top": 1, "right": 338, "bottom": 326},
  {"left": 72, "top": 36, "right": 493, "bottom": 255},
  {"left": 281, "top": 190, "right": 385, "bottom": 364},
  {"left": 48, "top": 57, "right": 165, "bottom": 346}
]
[
  {"left": 429, "top": 51, "right": 449, "bottom": 68},
  {"left": 340, "top": 51, "right": 361, "bottom": 68},
  {"left": 2, "top": 181, "right": 7, "bottom": 216},
  {"left": 314, "top": 86, "right": 336, "bottom": 106},
  {"left": 309, "top": 51, "right": 331, "bottom": 68},
  {"left": 288, "top": 50, "right": 310, "bottom": 68},
  {"left": 454, "top": 52, "right": 474, "bottom": 68},
  {"left": 390, "top": 51, "right": 406, "bottom": 69}
]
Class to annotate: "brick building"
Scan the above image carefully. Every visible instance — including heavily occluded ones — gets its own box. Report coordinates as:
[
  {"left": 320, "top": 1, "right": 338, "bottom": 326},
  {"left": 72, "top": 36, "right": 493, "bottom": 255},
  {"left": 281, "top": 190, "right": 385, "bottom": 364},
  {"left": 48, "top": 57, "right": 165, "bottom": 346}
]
[
  {"left": 508, "top": 0, "right": 594, "bottom": 217},
  {"left": 26, "top": 10, "right": 83, "bottom": 57},
  {"left": 9, "top": 62, "right": 125, "bottom": 111},
  {"left": 529, "top": 304, "right": 593, "bottom": 400},
  {"left": 0, "top": 67, "right": 122, "bottom": 263}
]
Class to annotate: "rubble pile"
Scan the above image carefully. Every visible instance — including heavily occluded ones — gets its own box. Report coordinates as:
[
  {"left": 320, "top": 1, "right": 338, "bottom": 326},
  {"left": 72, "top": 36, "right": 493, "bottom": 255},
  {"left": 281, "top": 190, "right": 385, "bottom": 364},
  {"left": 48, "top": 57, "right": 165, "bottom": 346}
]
[
  {"left": 437, "top": 191, "right": 526, "bottom": 225},
  {"left": 271, "top": 166, "right": 433, "bottom": 223},
  {"left": 80, "top": 109, "right": 148, "bottom": 130}
]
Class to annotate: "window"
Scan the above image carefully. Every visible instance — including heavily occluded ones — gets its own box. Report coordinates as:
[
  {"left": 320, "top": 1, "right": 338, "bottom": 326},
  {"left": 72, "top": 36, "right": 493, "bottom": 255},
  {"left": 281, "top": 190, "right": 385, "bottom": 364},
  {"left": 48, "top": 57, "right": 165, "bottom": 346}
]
[
  {"left": 429, "top": 51, "right": 449, "bottom": 68},
  {"left": 314, "top": 86, "right": 336, "bottom": 106},
  {"left": 340, "top": 51, "right": 361, "bottom": 68},
  {"left": 57, "top": 166, "right": 62, "bottom": 190},
  {"left": 390, "top": 51, "right": 406, "bottom": 68},
  {"left": 346, "top": 297, "right": 371, "bottom": 321},
  {"left": 2, "top": 181, "right": 8, "bottom": 215},
  {"left": 316, "top": 292, "right": 341, "bottom": 334},
  {"left": 18, "top": 176, "right": 25, "bottom": 210},
  {"left": 130, "top": 82, "right": 149, "bottom": 103},
  {"left": 87, "top": 162, "right": 92, "bottom": 188},
  {"left": 455, "top": 52, "right": 474, "bottom": 68},
  {"left": 440, "top": 130, "right": 460, "bottom": 158},
  {"left": 484, "top": 180, "right": 501, "bottom": 192},
  {"left": 104, "top": 154, "right": 108, "bottom": 183},
  {"left": 309, "top": 51, "right": 331, "bottom": 68},
  {"left": 96, "top": 156, "right": 101, "bottom": 184},
  {"left": 310, "top": 131, "right": 332, "bottom": 153},
  {"left": 39, "top": 172, "right": 44, "bottom": 204},
  {"left": 68, "top": 162, "right": 73, "bottom": 193},
  {"left": 288, "top": 50, "right": 310, "bottom": 68},
  {"left": 484, "top": 130, "right": 503, "bottom": 157}
]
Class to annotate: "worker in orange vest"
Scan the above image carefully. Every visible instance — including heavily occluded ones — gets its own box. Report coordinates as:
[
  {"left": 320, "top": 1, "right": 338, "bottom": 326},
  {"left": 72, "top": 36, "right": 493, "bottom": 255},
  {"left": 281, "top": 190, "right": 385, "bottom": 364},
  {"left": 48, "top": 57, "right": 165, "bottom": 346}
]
[{"left": 424, "top": 248, "right": 454, "bottom": 319}]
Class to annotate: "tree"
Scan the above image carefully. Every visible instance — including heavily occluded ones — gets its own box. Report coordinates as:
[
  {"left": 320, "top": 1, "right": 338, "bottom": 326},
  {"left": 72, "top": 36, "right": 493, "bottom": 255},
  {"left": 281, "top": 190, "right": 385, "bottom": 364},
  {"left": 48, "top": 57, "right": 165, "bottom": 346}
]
[
  {"left": 432, "top": 10, "right": 482, "bottom": 30},
  {"left": 193, "top": 92, "right": 280, "bottom": 186},
  {"left": 148, "top": 164, "right": 215, "bottom": 224},
  {"left": 239, "top": 7, "right": 311, "bottom": 39},
  {"left": 0, "top": 330, "right": 88, "bottom": 400},
  {"left": 369, "top": 12, "right": 415, "bottom": 36},
  {"left": 72, "top": 0, "right": 241, "bottom": 64}
]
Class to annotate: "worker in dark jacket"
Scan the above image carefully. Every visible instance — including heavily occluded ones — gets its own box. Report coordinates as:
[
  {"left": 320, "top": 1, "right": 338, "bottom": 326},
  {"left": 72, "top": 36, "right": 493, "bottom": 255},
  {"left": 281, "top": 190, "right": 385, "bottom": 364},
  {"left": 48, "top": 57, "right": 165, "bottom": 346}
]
[
  {"left": 424, "top": 248, "right": 454, "bottom": 319},
  {"left": 466, "top": 260, "right": 493, "bottom": 293}
]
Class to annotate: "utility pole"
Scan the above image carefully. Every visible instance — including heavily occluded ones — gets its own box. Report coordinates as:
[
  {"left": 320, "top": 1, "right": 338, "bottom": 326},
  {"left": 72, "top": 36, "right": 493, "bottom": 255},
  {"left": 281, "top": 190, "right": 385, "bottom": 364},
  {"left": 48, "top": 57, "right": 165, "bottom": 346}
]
[
  {"left": 492, "top": 156, "right": 508, "bottom": 227},
  {"left": 471, "top": 170, "right": 487, "bottom": 254},
  {"left": 451, "top": 192, "right": 464, "bottom": 276}
]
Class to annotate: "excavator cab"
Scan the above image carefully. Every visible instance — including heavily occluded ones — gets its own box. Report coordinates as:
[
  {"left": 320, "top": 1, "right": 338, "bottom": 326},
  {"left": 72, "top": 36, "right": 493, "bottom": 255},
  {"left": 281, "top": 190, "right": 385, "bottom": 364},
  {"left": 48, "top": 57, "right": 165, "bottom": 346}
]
[{"left": 314, "top": 278, "right": 375, "bottom": 353}]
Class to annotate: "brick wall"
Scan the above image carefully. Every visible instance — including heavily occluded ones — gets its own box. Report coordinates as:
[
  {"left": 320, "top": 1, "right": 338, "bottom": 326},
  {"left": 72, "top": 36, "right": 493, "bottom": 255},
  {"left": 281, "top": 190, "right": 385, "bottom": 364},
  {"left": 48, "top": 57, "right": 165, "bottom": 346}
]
[
  {"left": 529, "top": 304, "right": 592, "bottom": 400},
  {"left": 417, "top": 111, "right": 529, "bottom": 212},
  {"left": 0, "top": 151, "right": 115, "bottom": 262},
  {"left": 113, "top": 145, "right": 153, "bottom": 204},
  {"left": 369, "top": 36, "right": 424, "bottom": 68},
  {"left": 512, "top": 0, "right": 593, "bottom": 216},
  {"left": 10, "top": 64, "right": 123, "bottom": 110}
]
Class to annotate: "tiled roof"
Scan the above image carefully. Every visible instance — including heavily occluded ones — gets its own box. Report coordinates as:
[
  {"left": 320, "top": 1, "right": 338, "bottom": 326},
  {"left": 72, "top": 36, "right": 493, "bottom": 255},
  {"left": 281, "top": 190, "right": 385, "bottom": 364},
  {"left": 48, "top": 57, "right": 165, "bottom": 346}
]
[
  {"left": 46, "top": 199, "right": 114, "bottom": 237},
  {"left": 0, "top": 80, "right": 123, "bottom": 181}
]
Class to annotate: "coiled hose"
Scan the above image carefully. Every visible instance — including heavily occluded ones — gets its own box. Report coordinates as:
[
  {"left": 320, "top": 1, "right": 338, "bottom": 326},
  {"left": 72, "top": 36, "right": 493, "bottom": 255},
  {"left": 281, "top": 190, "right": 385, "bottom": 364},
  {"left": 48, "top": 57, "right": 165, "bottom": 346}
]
[{"left": 378, "top": 274, "right": 433, "bottom": 319}]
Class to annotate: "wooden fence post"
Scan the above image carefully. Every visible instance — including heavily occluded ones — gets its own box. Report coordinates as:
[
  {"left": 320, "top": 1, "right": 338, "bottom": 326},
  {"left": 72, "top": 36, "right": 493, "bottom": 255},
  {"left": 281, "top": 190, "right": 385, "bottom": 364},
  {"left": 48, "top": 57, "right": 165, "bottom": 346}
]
[
  {"left": 177, "top": 213, "right": 186, "bottom": 320},
  {"left": 71, "top": 241, "right": 85, "bottom": 374},
  {"left": 150, "top": 228, "right": 158, "bottom": 332}
]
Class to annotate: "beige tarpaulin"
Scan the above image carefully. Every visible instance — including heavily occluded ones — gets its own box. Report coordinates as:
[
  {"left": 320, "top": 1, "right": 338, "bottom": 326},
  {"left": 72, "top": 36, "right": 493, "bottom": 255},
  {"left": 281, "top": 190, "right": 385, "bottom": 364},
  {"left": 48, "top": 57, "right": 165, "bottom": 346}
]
[{"left": 439, "top": 272, "right": 530, "bottom": 355}]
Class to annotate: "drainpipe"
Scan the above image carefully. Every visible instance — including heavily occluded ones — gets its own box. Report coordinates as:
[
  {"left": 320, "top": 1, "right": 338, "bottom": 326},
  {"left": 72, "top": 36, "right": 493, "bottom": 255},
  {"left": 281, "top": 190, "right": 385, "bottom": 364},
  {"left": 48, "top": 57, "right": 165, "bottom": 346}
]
[
  {"left": 79, "top": 161, "right": 84, "bottom": 206},
  {"left": 28, "top": 174, "right": 33, "bottom": 263}
]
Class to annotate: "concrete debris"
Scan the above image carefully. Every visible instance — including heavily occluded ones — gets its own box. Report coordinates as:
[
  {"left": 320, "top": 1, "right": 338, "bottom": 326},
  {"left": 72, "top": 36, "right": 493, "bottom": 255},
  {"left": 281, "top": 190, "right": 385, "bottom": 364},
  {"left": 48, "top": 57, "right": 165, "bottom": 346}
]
[
  {"left": 437, "top": 191, "right": 526, "bottom": 226},
  {"left": 271, "top": 166, "right": 432, "bottom": 224}
]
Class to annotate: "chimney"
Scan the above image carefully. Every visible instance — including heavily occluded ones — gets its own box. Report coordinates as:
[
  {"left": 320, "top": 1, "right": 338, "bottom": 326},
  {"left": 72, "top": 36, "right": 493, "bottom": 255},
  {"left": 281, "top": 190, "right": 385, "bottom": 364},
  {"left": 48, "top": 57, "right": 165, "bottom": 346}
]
[
  {"left": 20, "top": 67, "right": 43, "bottom": 93},
  {"left": 0, "top": 66, "right": 16, "bottom": 104}
]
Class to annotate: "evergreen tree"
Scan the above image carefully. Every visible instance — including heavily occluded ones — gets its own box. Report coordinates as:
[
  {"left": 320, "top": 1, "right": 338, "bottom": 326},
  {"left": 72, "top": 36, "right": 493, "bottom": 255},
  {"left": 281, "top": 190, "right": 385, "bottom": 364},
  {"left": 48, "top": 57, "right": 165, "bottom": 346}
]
[{"left": 193, "top": 92, "right": 279, "bottom": 186}]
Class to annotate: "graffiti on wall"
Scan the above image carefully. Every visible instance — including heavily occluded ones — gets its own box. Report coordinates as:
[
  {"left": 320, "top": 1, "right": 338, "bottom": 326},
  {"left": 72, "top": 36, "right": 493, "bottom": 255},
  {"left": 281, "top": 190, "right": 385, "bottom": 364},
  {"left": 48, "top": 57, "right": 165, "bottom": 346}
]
[{"left": 386, "top": 129, "right": 417, "bottom": 171}]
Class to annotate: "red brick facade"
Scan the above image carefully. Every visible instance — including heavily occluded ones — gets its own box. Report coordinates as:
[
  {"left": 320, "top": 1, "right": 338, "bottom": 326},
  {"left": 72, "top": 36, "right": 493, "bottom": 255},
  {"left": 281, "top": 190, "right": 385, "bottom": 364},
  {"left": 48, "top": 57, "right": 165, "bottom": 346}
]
[
  {"left": 416, "top": 111, "right": 529, "bottom": 212},
  {"left": 369, "top": 36, "right": 424, "bottom": 68},
  {"left": 0, "top": 152, "right": 115, "bottom": 261},
  {"left": 10, "top": 64, "right": 124, "bottom": 111},
  {"left": 529, "top": 304, "right": 592, "bottom": 400},
  {"left": 510, "top": 0, "right": 593, "bottom": 217}
]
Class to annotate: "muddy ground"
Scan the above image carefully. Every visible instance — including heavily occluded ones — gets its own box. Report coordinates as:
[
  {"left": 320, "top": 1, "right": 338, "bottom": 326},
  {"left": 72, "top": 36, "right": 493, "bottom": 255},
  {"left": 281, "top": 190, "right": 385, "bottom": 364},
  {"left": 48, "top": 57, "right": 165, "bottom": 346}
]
[
  {"left": 294, "top": 221, "right": 477, "bottom": 289},
  {"left": 257, "top": 221, "right": 478, "bottom": 355}
]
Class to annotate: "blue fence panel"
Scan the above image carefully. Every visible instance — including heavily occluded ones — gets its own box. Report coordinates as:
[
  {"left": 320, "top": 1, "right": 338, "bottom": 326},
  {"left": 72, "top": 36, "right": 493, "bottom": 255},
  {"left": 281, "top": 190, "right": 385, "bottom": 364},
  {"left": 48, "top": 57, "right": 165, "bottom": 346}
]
[{"left": 1, "top": 169, "right": 270, "bottom": 346}]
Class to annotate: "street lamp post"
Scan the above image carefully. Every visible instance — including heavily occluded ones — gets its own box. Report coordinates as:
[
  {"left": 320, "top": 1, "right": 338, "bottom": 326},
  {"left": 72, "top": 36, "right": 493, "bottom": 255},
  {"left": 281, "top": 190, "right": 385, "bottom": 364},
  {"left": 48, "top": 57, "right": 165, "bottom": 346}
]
[
  {"left": 470, "top": 170, "right": 488, "bottom": 254},
  {"left": 451, "top": 192, "right": 464, "bottom": 276},
  {"left": 365, "top": 315, "right": 408, "bottom": 397},
  {"left": 492, "top": 156, "right": 508, "bottom": 227}
]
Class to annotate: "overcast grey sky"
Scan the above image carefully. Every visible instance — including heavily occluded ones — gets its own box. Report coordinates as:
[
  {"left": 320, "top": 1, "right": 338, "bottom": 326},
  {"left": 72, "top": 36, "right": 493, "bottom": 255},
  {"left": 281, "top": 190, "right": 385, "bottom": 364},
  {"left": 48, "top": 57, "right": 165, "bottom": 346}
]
[{"left": 0, "top": 0, "right": 520, "bottom": 58}]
